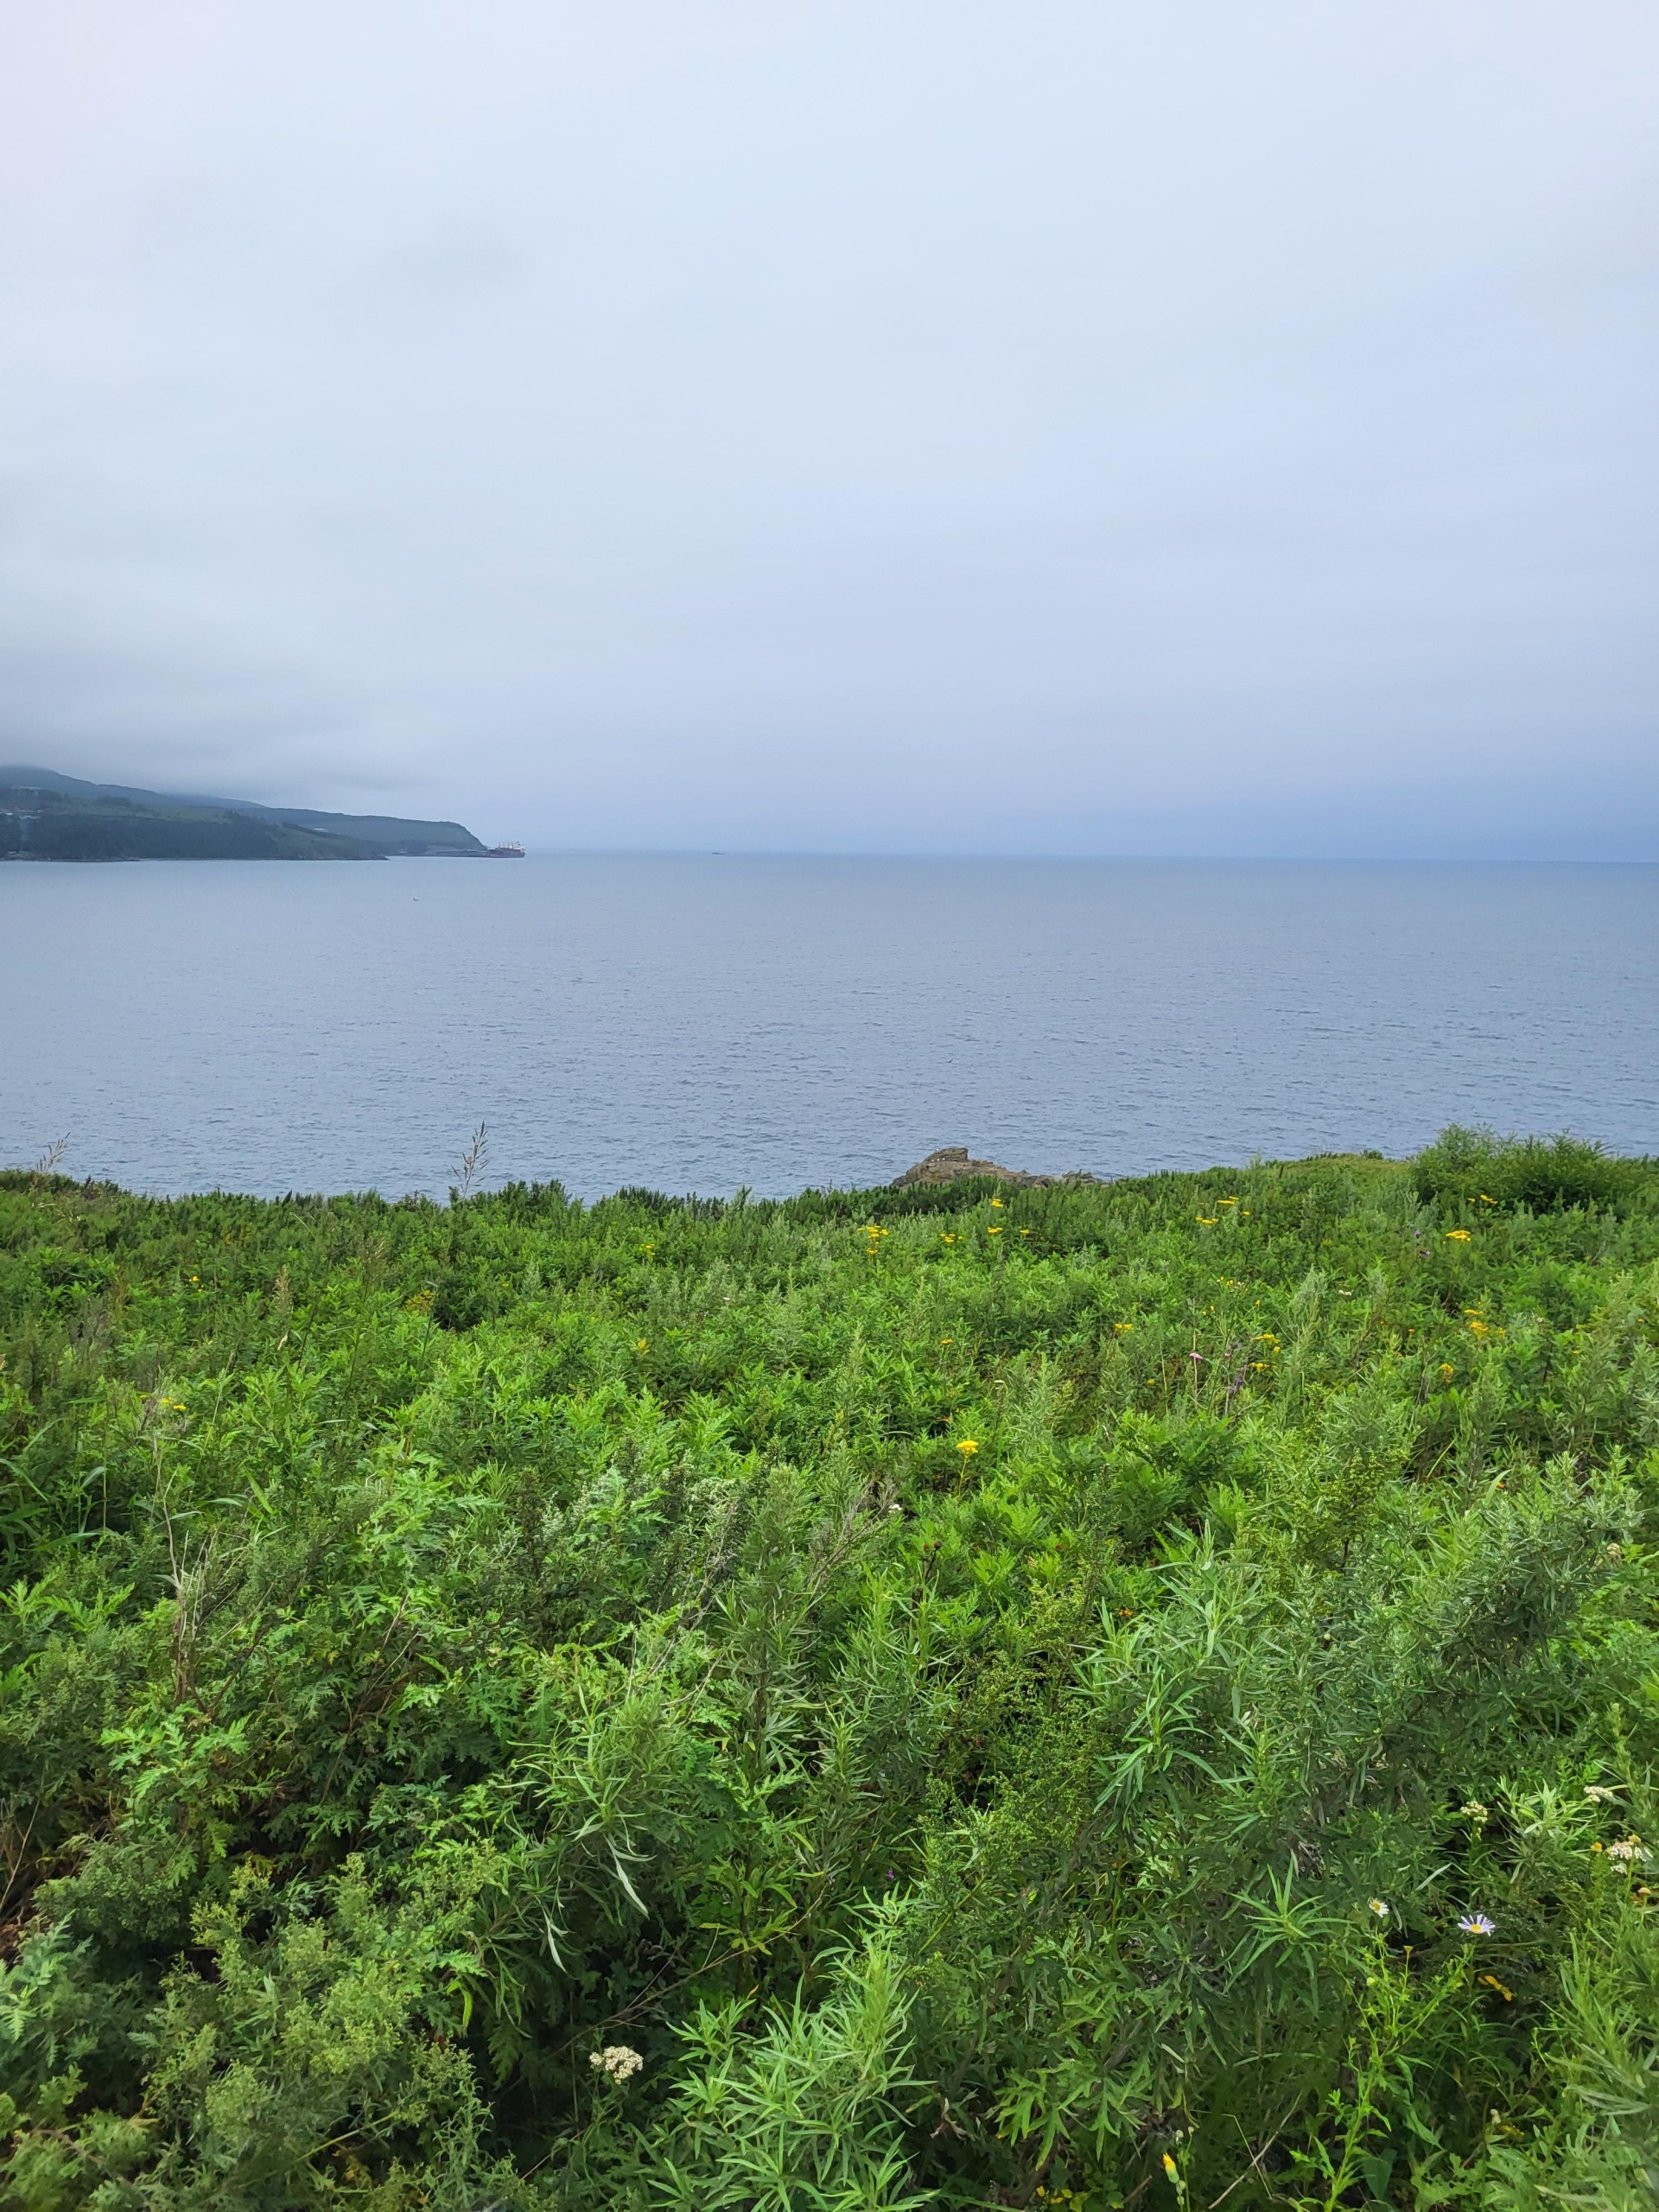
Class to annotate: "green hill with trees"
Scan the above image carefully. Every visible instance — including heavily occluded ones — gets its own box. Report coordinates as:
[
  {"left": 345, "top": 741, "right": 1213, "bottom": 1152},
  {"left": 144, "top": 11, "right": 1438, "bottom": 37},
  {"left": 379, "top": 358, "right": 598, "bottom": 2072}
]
[
  {"left": 0, "top": 768, "right": 486, "bottom": 861},
  {"left": 1, "top": 1129, "right": 1656, "bottom": 2209}
]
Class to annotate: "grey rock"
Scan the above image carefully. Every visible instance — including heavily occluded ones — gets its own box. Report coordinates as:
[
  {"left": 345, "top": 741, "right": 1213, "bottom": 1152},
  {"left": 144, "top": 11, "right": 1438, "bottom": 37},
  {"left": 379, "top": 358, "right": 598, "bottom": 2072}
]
[{"left": 891, "top": 1147, "right": 1106, "bottom": 1190}]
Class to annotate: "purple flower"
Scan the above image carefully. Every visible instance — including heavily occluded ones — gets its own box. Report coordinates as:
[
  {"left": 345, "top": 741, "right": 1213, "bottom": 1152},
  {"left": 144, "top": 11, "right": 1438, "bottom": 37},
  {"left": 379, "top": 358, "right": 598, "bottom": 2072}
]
[{"left": 1459, "top": 1912, "right": 1496, "bottom": 1936}]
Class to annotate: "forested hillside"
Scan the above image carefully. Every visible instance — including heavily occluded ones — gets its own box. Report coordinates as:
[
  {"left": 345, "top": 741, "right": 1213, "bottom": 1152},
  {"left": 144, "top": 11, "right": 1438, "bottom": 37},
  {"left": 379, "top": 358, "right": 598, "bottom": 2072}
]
[
  {"left": 1, "top": 1134, "right": 1656, "bottom": 2209},
  {"left": 0, "top": 770, "right": 486, "bottom": 861}
]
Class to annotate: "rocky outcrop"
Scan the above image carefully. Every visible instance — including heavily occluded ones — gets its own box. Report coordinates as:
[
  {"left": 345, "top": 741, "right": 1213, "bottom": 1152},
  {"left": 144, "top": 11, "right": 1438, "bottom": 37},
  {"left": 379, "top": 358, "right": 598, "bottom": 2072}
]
[{"left": 891, "top": 1147, "right": 1106, "bottom": 1190}]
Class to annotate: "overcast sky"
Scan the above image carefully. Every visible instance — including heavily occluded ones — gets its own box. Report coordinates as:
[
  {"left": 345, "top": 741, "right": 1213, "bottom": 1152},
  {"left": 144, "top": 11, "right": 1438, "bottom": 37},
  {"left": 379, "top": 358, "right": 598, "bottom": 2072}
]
[{"left": 2, "top": 0, "right": 1655, "bottom": 855}]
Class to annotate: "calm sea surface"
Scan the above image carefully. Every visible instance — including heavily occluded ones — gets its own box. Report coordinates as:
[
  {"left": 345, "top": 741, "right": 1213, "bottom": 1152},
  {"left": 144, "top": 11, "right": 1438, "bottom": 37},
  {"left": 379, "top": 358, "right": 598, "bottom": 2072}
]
[{"left": 3, "top": 856, "right": 1656, "bottom": 1198}]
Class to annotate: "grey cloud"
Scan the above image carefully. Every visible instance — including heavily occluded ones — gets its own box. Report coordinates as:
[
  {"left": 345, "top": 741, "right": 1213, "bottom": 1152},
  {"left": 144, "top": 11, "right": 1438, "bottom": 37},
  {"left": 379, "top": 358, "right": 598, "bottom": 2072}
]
[{"left": 0, "top": 0, "right": 1654, "bottom": 850}]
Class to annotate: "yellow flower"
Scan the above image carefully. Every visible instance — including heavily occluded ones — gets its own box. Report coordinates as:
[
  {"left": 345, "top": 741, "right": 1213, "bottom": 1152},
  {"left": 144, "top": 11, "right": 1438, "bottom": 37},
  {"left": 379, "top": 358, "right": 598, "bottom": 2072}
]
[
  {"left": 1218, "top": 1196, "right": 1237, "bottom": 1205},
  {"left": 1479, "top": 1192, "right": 1497, "bottom": 1205},
  {"left": 1114, "top": 1321, "right": 1132, "bottom": 1334},
  {"left": 1162, "top": 2153, "right": 1179, "bottom": 2181},
  {"left": 987, "top": 1225, "right": 1003, "bottom": 1236},
  {"left": 1019, "top": 1227, "right": 1032, "bottom": 1236},
  {"left": 989, "top": 1197, "right": 1004, "bottom": 1208},
  {"left": 957, "top": 1438, "right": 979, "bottom": 1456},
  {"left": 1446, "top": 1229, "right": 1471, "bottom": 1242},
  {"left": 1439, "top": 1362, "right": 1455, "bottom": 1381},
  {"left": 940, "top": 1336, "right": 954, "bottom": 1345},
  {"left": 635, "top": 1338, "right": 648, "bottom": 1352},
  {"left": 1196, "top": 1215, "right": 1217, "bottom": 1226},
  {"left": 941, "top": 1233, "right": 957, "bottom": 1244}
]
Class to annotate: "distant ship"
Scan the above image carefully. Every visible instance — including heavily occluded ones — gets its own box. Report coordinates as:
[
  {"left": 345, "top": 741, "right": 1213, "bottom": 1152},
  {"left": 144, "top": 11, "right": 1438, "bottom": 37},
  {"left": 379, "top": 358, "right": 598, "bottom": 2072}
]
[{"left": 486, "top": 842, "right": 525, "bottom": 858}]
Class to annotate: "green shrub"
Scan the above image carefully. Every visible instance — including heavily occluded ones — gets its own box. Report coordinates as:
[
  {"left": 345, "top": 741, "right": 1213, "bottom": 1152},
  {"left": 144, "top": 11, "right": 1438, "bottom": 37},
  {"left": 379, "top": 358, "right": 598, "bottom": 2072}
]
[
  {"left": 1414, "top": 1122, "right": 1643, "bottom": 1215},
  {"left": 0, "top": 1147, "right": 1656, "bottom": 2205}
]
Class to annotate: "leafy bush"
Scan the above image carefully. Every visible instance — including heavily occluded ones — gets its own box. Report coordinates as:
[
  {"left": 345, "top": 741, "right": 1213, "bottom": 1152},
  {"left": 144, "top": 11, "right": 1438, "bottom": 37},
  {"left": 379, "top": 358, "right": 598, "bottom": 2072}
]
[
  {"left": 1414, "top": 1122, "right": 1645, "bottom": 1216},
  {"left": 0, "top": 1139, "right": 1656, "bottom": 2206}
]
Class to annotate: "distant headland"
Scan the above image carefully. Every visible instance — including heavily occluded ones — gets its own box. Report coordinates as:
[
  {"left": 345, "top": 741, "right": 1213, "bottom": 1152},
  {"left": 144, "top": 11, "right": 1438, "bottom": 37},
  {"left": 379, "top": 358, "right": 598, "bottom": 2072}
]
[{"left": 0, "top": 766, "right": 507, "bottom": 861}]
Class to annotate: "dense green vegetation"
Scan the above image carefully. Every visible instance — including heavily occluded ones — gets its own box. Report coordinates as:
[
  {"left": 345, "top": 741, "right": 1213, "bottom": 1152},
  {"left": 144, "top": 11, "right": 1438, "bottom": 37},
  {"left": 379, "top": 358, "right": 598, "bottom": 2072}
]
[
  {"left": 2, "top": 1129, "right": 1656, "bottom": 2209},
  {"left": 0, "top": 769, "right": 486, "bottom": 861}
]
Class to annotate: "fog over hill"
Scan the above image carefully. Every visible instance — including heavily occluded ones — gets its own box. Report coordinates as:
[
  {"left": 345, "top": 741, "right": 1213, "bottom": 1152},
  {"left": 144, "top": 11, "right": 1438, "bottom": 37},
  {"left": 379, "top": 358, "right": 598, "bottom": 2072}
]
[{"left": 0, "top": 766, "right": 485, "bottom": 861}]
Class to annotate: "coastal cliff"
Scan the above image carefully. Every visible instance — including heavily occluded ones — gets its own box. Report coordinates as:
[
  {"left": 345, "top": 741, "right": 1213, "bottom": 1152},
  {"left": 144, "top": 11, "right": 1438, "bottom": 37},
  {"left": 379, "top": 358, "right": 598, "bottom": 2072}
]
[{"left": 0, "top": 766, "right": 486, "bottom": 861}]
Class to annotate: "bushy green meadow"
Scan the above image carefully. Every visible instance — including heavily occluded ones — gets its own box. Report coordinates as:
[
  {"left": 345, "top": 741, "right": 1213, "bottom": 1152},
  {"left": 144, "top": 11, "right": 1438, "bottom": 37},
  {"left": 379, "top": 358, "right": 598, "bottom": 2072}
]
[{"left": 1, "top": 1132, "right": 1656, "bottom": 2210}]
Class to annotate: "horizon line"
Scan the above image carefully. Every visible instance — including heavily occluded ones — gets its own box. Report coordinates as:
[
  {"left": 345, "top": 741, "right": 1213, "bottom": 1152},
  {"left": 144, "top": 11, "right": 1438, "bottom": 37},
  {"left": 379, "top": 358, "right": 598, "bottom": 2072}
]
[{"left": 484, "top": 846, "right": 1659, "bottom": 866}]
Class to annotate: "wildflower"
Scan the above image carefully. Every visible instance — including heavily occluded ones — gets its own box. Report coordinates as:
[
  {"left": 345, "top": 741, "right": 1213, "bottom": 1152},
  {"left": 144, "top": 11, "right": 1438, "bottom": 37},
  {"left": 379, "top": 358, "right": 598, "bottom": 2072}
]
[
  {"left": 589, "top": 2044, "right": 644, "bottom": 2085},
  {"left": 635, "top": 1338, "right": 648, "bottom": 1352},
  {"left": 1369, "top": 1898, "right": 1390, "bottom": 1919},
  {"left": 1250, "top": 1361, "right": 1268, "bottom": 1372},
  {"left": 941, "top": 1233, "right": 957, "bottom": 1244},
  {"left": 987, "top": 1225, "right": 1002, "bottom": 1236},
  {"left": 989, "top": 1198, "right": 1004, "bottom": 1209},
  {"left": 1439, "top": 1363, "right": 1455, "bottom": 1381},
  {"left": 1464, "top": 1802, "right": 1489, "bottom": 1824},
  {"left": 1020, "top": 1227, "right": 1032, "bottom": 1236},
  {"left": 1114, "top": 1321, "right": 1132, "bottom": 1334},
  {"left": 1446, "top": 1230, "right": 1471, "bottom": 1242},
  {"left": 1162, "top": 2154, "right": 1179, "bottom": 2182},
  {"left": 1459, "top": 1912, "right": 1496, "bottom": 1936},
  {"left": 940, "top": 1336, "right": 954, "bottom": 1344},
  {"left": 1585, "top": 1785, "right": 1618, "bottom": 1803},
  {"left": 1608, "top": 1839, "right": 1649, "bottom": 1865},
  {"left": 1478, "top": 1192, "right": 1497, "bottom": 1205},
  {"left": 957, "top": 1439, "right": 979, "bottom": 1457},
  {"left": 1218, "top": 1197, "right": 1237, "bottom": 1205},
  {"left": 1478, "top": 1974, "right": 1514, "bottom": 2000},
  {"left": 1196, "top": 1215, "right": 1217, "bottom": 1226}
]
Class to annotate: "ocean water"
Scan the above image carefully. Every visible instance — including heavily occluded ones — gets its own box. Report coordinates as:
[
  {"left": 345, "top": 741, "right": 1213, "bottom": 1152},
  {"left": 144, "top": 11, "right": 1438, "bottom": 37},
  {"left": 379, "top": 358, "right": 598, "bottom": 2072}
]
[{"left": 3, "top": 855, "right": 1656, "bottom": 1198}]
